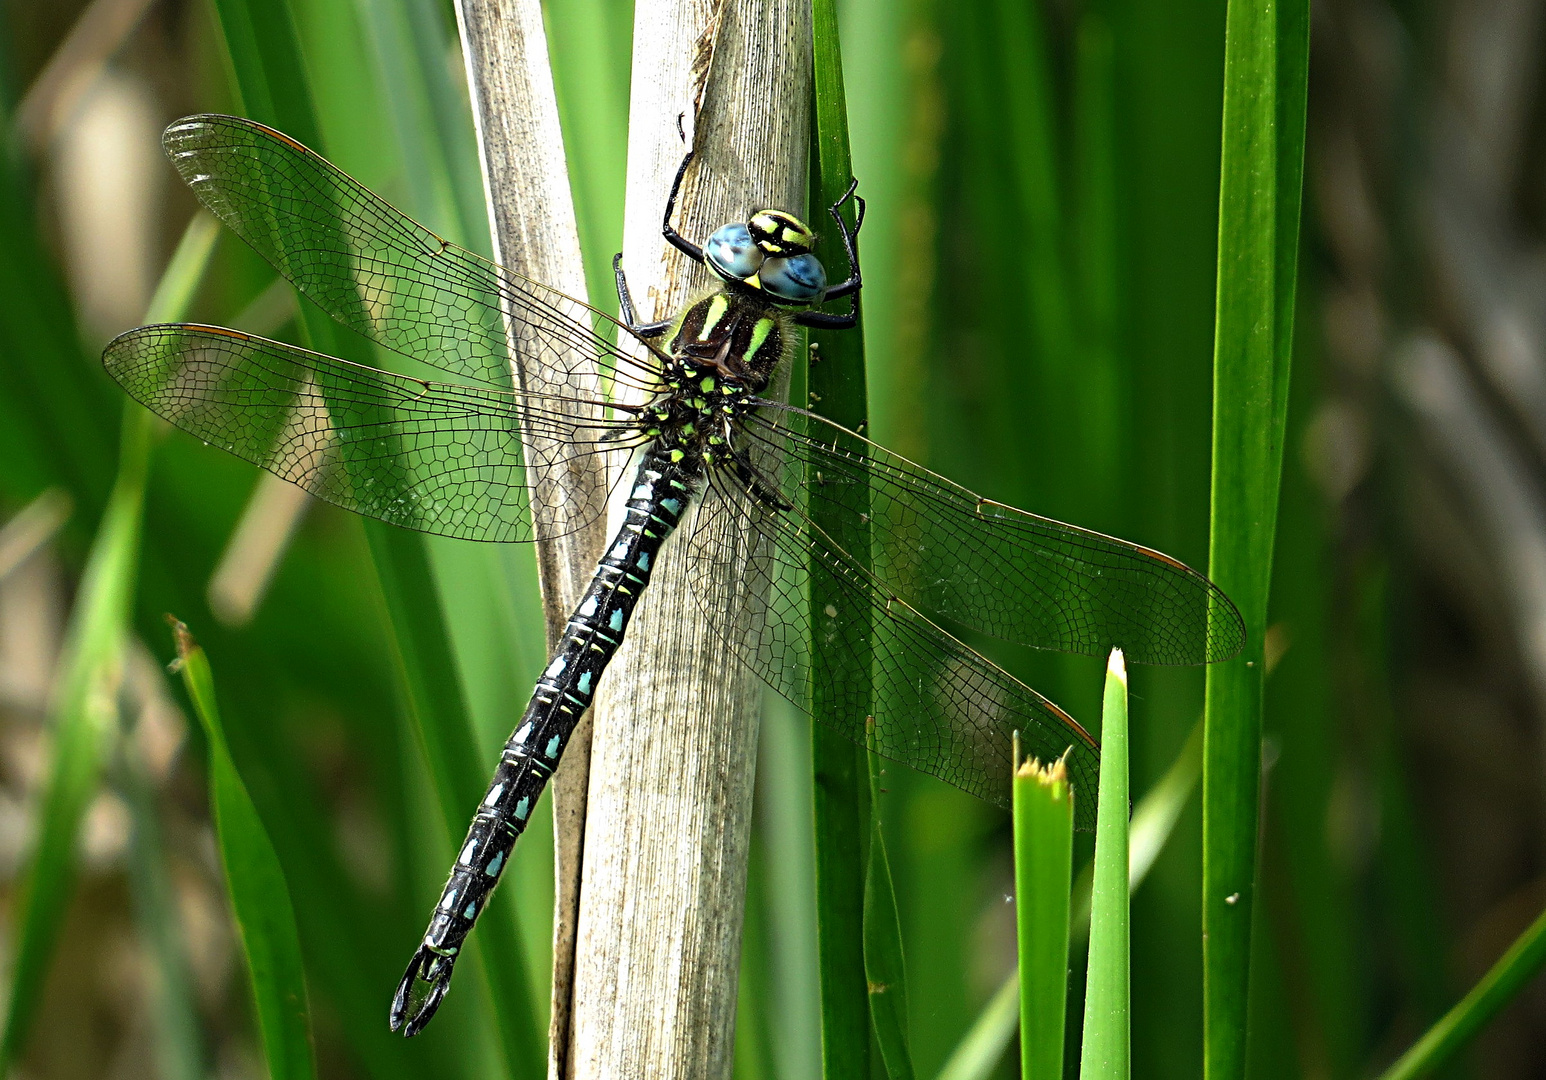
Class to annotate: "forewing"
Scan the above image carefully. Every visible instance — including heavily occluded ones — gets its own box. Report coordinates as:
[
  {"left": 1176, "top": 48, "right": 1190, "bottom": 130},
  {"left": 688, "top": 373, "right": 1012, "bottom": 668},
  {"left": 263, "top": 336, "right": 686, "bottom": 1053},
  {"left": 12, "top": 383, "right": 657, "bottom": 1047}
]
[
  {"left": 683, "top": 472, "right": 1100, "bottom": 825},
  {"left": 161, "top": 114, "right": 659, "bottom": 394},
  {"left": 105, "top": 324, "right": 615, "bottom": 542},
  {"left": 744, "top": 408, "right": 1246, "bottom": 665}
]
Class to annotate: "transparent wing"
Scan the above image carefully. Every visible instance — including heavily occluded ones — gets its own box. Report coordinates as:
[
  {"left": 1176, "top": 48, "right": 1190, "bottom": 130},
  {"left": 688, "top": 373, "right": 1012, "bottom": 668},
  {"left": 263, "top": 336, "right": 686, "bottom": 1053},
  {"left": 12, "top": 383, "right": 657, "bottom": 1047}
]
[
  {"left": 105, "top": 324, "right": 633, "bottom": 542},
  {"left": 682, "top": 471, "right": 1101, "bottom": 825},
  {"left": 161, "top": 113, "right": 662, "bottom": 395},
  {"left": 743, "top": 406, "right": 1246, "bottom": 666}
]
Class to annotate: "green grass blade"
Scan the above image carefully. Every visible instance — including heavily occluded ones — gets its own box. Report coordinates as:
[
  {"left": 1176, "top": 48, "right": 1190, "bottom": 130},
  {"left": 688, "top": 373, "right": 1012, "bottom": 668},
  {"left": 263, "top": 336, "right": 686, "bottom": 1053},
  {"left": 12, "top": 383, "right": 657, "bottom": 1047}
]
[
  {"left": 1071, "top": 718, "right": 1205, "bottom": 932},
  {"left": 350, "top": 0, "right": 490, "bottom": 254},
  {"left": 0, "top": 412, "right": 144, "bottom": 1072},
  {"left": 810, "top": 1, "right": 873, "bottom": 1076},
  {"left": 1070, "top": 14, "right": 1122, "bottom": 517},
  {"left": 810, "top": 728, "right": 866, "bottom": 1079},
  {"left": 340, "top": 0, "right": 558, "bottom": 1037},
  {"left": 1079, "top": 650, "right": 1131, "bottom": 1080},
  {"left": 208, "top": 0, "right": 542, "bottom": 1065},
  {"left": 1014, "top": 752, "right": 1073, "bottom": 1080},
  {"left": 1112, "top": 0, "right": 1227, "bottom": 1066},
  {"left": 1202, "top": 0, "right": 1309, "bottom": 1071},
  {"left": 865, "top": 727, "right": 914, "bottom": 1080},
  {"left": 939, "top": 713, "right": 1203, "bottom": 1080},
  {"left": 1377, "top": 904, "right": 1546, "bottom": 1080},
  {"left": 0, "top": 215, "right": 218, "bottom": 1074},
  {"left": 209, "top": 0, "right": 324, "bottom": 147},
  {"left": 735, "top": 830, "right": 776, "bottom": 1080},
  {"left": 169, "top": 620, "right": 316, "bottom": 1080},
  {"left": 362, "top": 523, "right": 541, "bottom": 1055},
  {"left": 144, "top": 214, "right": 225, "bottom": 324},
  {"left": 985, "top": 0, "right": 1079, "bottom": 522}
]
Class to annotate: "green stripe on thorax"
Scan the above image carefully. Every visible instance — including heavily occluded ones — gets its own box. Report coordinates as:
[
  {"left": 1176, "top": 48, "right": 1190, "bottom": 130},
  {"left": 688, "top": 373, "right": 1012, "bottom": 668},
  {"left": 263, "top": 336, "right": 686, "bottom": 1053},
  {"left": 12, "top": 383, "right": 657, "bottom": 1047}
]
[
  {"left": 697, "top": 294, "right": 731, "bottom": 341},
  {"left": 668, "top": 286, "right": 794, "bottom": 392}
]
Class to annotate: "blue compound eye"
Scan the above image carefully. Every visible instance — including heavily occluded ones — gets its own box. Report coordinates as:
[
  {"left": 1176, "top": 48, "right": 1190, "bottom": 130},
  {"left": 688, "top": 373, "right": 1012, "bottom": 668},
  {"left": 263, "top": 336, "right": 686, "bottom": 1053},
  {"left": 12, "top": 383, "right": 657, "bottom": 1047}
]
[
  {"left": 704, "top": 223, "right": 764, "bottom": 280},
  {"left": 759, "top": 253, "right": 827, "bottom": 303}
]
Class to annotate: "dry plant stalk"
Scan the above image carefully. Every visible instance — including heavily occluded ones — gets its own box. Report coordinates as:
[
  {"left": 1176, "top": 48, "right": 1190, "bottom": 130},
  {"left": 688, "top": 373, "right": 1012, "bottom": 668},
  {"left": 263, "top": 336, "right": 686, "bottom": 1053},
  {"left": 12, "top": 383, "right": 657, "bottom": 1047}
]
[
  {"left": 568, "top": 1, "right": 810, "bottom": 1076},
  {"left": 455, "top": 0, "right": 811, "bottom": 1075},
  {"left": 451, "top": 0, "right": 607, "bottom": 1069}
]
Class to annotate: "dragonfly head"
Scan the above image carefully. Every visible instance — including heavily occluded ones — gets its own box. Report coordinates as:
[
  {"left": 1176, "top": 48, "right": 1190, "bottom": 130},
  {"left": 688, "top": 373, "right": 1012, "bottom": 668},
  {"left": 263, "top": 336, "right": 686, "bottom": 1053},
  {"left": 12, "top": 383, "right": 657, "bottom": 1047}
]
[
  {"left": 705, "top": 209, "right": 827, "bottom": 306},
  {"left": 747, "top": 209, "right": 816, "bottom": 256}
]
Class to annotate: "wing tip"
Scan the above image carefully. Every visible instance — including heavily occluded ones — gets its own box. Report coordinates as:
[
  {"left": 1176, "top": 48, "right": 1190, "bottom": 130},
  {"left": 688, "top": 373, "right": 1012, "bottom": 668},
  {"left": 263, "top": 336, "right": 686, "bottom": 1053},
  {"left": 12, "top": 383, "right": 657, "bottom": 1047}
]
[
  {"left": 162, "top": 113, "right": 315, "bottom": 171},
  {"left": 1204, "top": 591, "right": 1250, "bottom": 663}
]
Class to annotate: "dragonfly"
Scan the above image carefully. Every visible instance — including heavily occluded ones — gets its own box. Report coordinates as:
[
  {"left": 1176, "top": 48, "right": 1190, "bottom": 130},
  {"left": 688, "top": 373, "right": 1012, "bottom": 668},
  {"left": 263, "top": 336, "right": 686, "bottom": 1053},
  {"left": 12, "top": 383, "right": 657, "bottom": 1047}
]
[{"left": 103, "top": 114, "right": 1245, "bottom": 1036}]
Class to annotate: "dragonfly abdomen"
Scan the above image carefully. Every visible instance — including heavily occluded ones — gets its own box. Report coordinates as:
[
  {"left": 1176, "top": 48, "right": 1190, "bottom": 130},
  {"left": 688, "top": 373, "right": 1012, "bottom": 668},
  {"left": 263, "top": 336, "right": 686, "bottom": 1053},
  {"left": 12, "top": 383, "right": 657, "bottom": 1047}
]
[{"left": 390, "top": 446, "right": 699, "bottom": 1035}]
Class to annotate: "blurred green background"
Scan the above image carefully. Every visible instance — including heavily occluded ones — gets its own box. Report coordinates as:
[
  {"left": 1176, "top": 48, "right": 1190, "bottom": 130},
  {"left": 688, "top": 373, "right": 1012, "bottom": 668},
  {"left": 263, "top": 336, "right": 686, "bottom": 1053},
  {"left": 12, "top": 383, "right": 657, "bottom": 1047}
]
[{"left": 1, "top": 0, "right": 1544, "bottom": 1076}]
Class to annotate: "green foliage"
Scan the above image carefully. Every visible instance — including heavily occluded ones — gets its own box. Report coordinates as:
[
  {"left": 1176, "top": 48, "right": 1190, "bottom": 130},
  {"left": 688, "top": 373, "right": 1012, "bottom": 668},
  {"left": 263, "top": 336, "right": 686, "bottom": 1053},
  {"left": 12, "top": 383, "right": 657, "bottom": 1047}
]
[
  {"left": 211, "top": 0, "right": 544, "bottom": 1070},
  {"left": 866, "top": 730, "right": 916, "bottom": 1080},
  {"left": 1202, "top": 0, "right": 1310, "bottom": 1075},
  {"left": 0, "top": 216, "right": 218, "bottom": 1074},
  {"left": 1079, "top": 652, "right": 1132, "bottom": 1080},
  {"left": 6, "top": 0, "right": 1538, "bottom": 1077},
  {"left": 170, "top": 619, "right": 317, "bottom": 1080},
  {"left": 1013, "top": 750, "right": 1073, "bottom": 1080},
  {"left": 809, "top": 3, "right": 877, "bottom": 1077},
  {"left": 1379, "top": 906, "right": 1546, "bottom": 1080}
]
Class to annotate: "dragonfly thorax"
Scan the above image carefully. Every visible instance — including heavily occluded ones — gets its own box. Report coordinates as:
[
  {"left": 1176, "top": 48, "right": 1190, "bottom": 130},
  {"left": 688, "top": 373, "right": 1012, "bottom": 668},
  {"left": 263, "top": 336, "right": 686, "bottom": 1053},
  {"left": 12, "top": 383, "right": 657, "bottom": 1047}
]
[
  {"left": 667, "top": 289, "right": 791, "bottom": 392},
  {"left": 632, "top": 289, "right": 791, "bottom": 470}
]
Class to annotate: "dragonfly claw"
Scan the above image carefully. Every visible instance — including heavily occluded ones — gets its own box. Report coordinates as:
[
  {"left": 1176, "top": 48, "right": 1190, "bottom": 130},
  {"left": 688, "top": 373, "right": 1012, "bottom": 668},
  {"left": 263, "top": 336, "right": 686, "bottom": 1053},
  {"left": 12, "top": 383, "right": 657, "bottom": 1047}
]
[{"left": 389, "top": 945, "right": 456, "bottom": 1036}]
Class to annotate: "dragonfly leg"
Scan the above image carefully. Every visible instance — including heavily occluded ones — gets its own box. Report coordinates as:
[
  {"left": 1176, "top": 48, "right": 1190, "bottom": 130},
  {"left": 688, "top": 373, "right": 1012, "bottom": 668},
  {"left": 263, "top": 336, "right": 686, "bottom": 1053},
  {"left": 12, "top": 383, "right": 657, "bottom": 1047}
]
[
  {"left": 662, "top": 145, "right": 706, "bottom": 264},
  {"left": 614, "top": 253, "right": 672, "bottom": 338},
  {"left": 822, "top": 180, "right": 865, "bottom": 299},
  {"left": 795, "top": 308, "right": 858, "bottom": 331},
  {"left": 729, "top": 448, "right": 793, "bottom": 512},
  {"left": 795, "top": 182, "right": 864, "bottom": 329}
]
